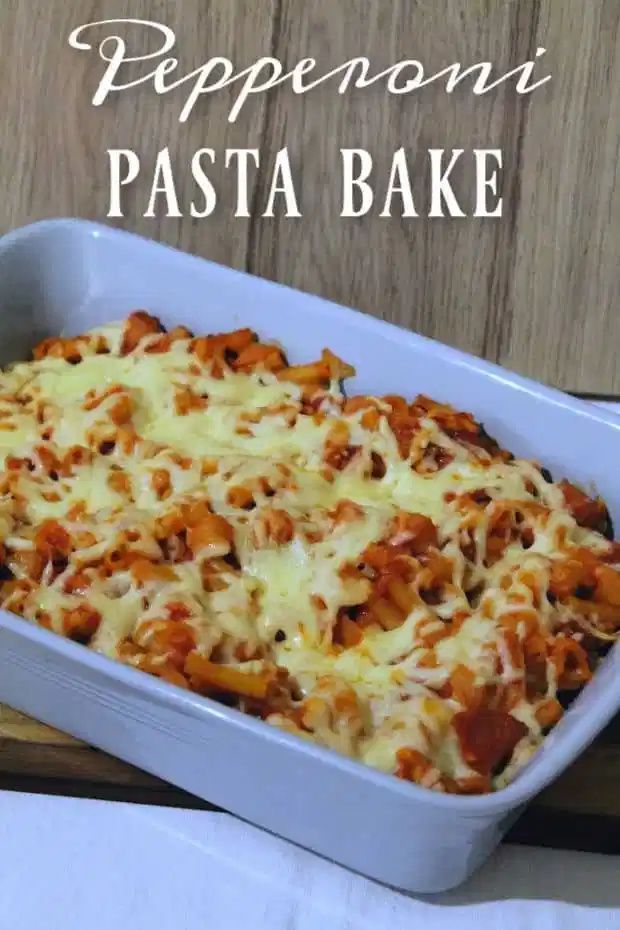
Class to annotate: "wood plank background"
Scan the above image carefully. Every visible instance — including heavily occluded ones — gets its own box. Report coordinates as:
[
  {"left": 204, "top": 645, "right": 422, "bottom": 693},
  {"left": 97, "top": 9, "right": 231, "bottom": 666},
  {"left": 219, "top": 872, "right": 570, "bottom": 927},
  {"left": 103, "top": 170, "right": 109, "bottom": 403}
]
[{"left": 0, "top": 0, "right": 618, "bottom": 391}]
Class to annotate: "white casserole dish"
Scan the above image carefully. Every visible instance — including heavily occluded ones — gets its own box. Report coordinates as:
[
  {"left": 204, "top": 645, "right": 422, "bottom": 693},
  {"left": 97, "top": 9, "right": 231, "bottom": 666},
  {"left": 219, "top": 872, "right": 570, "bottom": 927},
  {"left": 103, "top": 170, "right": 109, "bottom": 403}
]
[{"left": 0, "top": 218, "right": 618, "bottom": 893}]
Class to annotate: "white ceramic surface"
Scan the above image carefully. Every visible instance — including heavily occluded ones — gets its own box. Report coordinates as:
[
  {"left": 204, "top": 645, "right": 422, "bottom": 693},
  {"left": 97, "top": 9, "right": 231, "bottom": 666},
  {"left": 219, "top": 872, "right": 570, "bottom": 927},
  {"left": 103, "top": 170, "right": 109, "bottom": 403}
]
[{"left": 0, "top": 219, "right": 618, "bottom": 893}]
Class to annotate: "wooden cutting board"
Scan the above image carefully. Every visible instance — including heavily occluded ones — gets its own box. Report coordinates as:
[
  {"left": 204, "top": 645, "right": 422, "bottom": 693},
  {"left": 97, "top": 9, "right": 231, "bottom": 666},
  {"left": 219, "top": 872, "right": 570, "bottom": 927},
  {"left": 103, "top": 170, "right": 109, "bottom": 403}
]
[{"left": 1, "top": 702, "right": 619, "bottom": 853}]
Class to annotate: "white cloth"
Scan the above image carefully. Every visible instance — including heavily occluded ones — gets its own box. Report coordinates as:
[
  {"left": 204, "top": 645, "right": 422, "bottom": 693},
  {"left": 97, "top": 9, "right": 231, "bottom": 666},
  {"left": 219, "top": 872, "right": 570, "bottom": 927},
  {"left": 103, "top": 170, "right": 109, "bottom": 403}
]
[{"left": 0, "top": 791, "right": 618, "bottom": 930}]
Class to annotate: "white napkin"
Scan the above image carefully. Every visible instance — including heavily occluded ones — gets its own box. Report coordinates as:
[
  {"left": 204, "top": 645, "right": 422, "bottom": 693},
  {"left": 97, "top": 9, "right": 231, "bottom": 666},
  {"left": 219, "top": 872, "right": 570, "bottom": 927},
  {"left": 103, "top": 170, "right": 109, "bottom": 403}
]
[{"left": 0, "top": 791, "right": 619, "bottom": 930}]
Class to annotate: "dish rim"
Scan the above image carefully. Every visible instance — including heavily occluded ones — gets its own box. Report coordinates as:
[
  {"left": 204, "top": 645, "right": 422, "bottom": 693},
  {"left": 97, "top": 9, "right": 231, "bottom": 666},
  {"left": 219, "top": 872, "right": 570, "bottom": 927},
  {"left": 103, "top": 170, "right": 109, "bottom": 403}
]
[{"left": 0, "top": 215, "right": 619, "bottom": 816}]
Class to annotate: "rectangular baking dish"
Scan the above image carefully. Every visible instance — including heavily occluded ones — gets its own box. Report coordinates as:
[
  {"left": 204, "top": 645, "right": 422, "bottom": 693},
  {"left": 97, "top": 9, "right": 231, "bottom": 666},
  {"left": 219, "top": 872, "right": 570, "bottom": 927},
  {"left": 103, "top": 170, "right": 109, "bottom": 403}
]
[{"left": 0, "top": 218, "right": 618, "bottom": 894}]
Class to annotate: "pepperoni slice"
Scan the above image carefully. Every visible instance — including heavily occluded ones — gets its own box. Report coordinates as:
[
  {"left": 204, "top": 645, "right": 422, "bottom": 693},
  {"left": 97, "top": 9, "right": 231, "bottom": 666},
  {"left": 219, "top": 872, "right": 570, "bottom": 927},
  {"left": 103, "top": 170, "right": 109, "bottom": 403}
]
[
  {"left": 453, "top": 708, "right": 528, "bottom": 775},
  {"left": 560, "top": 481, "right": 612, "bottom": 537}
]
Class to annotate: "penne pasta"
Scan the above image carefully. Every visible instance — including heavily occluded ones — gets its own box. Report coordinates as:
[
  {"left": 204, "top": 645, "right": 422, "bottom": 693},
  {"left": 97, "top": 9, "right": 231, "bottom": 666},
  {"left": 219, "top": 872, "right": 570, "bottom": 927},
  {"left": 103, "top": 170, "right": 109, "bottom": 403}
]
[{"left": 0, "top": 310, "right": 617, "bottom": 795}]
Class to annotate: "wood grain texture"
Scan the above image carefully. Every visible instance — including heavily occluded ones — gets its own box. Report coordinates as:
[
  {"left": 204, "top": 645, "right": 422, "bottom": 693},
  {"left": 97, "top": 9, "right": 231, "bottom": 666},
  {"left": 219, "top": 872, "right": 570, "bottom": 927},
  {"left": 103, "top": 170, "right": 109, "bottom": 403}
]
[
  {"left": 0, "top": 0, "right": 277, "bottom": 269},
  {"left": 247, "top": 0, "right": 535, "bottom": 360},
  {"left": 0, "top": 1, "right": 617, "bottom": 389},
  {"left": 500, "top": 0, "right": 620, "bottom": 391}
]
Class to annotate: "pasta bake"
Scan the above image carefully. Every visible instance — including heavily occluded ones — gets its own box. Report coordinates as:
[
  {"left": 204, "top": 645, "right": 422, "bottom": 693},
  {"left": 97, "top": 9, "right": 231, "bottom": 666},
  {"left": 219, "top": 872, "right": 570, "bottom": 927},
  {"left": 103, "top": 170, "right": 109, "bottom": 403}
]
[{"left": 0, "top": 312, "right": 617, "bottom": 794}]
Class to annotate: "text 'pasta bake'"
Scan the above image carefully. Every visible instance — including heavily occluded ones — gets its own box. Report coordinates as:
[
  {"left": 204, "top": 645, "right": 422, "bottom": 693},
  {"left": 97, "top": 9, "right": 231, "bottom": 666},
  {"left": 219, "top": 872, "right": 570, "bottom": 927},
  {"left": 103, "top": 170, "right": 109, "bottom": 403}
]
[{"left": 0, "top": 312, "right": 618, "bottom": 794}]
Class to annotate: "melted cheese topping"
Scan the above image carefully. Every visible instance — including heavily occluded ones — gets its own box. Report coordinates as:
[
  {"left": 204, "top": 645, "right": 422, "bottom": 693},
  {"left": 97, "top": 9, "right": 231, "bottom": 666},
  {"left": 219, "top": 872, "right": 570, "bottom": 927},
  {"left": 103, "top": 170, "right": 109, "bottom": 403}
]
[{"left": 0, "top": 316, "right": 616, "bottom": 796}]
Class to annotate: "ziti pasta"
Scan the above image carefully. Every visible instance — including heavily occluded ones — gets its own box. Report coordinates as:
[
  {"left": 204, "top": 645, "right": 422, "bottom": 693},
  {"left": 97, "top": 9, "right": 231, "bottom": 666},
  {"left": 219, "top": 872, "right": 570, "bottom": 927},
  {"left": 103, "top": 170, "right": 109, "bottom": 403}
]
[{"left": 0, "top": 311, "right": 617, "bottom": 794}]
